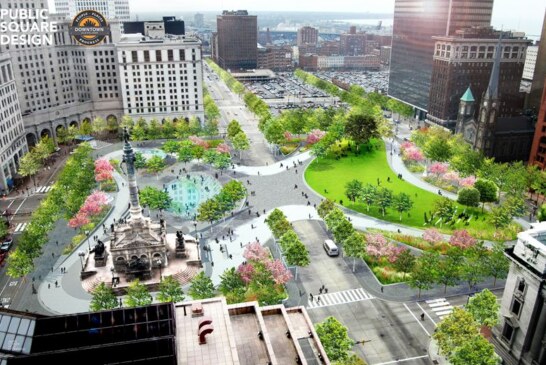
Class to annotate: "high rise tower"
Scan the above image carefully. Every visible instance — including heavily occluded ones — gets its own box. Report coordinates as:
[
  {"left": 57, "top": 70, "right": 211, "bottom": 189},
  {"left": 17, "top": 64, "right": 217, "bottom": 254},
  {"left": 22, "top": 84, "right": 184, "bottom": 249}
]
[
  {"left": 389, "top": 0, "right": 494, "bottom": 118},
  {"left": 214, "top": 10, "right": 257, "bottom": 70}
]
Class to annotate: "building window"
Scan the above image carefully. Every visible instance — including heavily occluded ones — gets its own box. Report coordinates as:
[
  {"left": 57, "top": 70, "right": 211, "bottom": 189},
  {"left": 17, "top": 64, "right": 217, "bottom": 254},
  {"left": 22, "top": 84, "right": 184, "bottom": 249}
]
[
  {"left": 510, "top": 298, "right": 523, "bottom": 317},
  {"left": 516, "top": 278, "right": 526, "bottom": 294},
  {"left": 502, "top": 323, "right": 515, "bottom": 343}
]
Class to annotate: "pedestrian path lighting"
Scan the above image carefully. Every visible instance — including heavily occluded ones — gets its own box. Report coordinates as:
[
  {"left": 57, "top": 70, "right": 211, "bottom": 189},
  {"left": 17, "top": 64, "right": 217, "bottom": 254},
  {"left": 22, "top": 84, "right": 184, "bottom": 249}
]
[
  {"left": 78, "top": 251, "right": 86, "bottom": 271},
  {"left": 85, "top": 230, "right": 90, "bottom": 251}
]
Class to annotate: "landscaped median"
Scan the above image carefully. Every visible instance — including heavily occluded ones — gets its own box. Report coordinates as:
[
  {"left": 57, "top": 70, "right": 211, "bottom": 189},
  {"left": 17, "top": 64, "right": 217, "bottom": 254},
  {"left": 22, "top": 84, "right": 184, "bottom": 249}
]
[{"left": 305, "top": 139, "right": 520, "bottom": 241}]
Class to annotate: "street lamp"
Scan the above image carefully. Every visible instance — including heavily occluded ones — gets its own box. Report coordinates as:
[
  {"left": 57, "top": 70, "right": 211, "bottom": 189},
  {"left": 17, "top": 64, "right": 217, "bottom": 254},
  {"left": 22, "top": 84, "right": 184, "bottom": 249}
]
[
  {"left": 78, "top": 251, "right": 86, "bottom": 271},
  {"left": 196, "top": 241, "right": 201, "bottom": 261},
  {"left": 85, "top": 230, "right": 91, "bottom": 251},
  {"left": 155, "top": 258, "right": 162, "bottom": 281}
]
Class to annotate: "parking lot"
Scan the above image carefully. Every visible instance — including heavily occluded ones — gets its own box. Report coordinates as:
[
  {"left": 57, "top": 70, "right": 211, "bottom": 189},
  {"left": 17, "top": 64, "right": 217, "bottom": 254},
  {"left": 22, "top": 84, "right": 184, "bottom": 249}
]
[{"left": 314, "top": 69, "right": 390, "bottom": 93}]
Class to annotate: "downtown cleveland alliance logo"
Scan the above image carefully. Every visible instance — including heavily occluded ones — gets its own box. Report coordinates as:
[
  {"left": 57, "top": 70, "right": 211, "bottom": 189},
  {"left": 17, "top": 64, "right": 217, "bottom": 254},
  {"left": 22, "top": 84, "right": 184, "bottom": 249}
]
[{"left": 69, "top": 10, "right": 111, "bottom": 46}]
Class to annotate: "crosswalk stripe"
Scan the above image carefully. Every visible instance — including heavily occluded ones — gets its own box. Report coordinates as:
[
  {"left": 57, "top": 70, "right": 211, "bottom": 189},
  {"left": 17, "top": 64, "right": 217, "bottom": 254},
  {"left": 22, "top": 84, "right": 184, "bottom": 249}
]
[
  {"left": 429, "top": 302, "right": 449, "bottom": 308},
  {"left": 15, "top": 223, "right": 23, "bottom": 231},
  {"left": 345, "top": 290, "right": 357, "bottom": 301},
  {"left": 426, "top": 298, "right": 445, "bottom": 304},
  {"left": 358, "top": 288, "right": 369, "bottom": 300},
  {"left": 431, "top": 305, "right": 453, "bottom": 312},
  {"left": 353, "top": 289, "right": 365, "bottom": 300},
  {"left": 436, "top": 310, "right": 453, "bottom": 316},
  {"left": 307, "top": 288, "right": 374, "bottom": 310}
]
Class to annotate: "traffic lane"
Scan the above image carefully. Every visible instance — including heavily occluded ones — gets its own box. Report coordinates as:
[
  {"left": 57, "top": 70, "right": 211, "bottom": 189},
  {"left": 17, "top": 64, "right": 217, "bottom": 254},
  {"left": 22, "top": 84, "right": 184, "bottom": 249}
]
[
  {"left": 309, "top": 299, "right": 431, "bottom": 365},
  {"left": 292, "top": 220, "right": 360, "bottom": 294}
]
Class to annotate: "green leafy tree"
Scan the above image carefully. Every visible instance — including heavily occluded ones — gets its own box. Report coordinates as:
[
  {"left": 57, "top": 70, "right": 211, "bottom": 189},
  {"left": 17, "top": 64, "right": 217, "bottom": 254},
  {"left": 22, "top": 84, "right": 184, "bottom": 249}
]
[
  {"left": 232, "top": 131, "right": 250, "bottom": 158},
  {"left": 450, "top": 334, "right": 500, "bottom": 365},
  {"left": 434, "top": 198, "right": 456, "bottom": 226},
  {"left": 197, "top": 199, "right": 223, "bottom": 223},
  {"left": 90, "top": 282, "right": 118, "bottom": 311},
  {"left": 344, "top": 113, "right": 379, "bottom": 152},
  {"left": 457, "top": 187, "right": 480, "bottom": 208},
  {"left": 18, "top": 152, "right": 41, "bottom": 186},
  {"left": 6, "top": 249, "right": 34, "bottom": 278},
  {"left": 79, "top": 119, "right": 93, "bottom": 135},
  {"left": 218, "top": 268, "right": 246, "bottom": 304},
  {"left": 424, "top": 136, "right": 453, "bottom": 162},
  {"left": 318, "top": 199, "right": 336, "bottom": 218},
  {"left": 408, "top": 252, "right": 439, "bottom": 297},
  {"left": 489, "top": 206, "right": 511, "bottom": 228},
  {"left": 107, "top": 115, "right": 119, "bottom": 133},
  {"left": 332, "top": 219, "right": 355, "bottom": 244},
  {"left": 324, "top": 208, "right": 346, "bottom": 231},
  {"left": 134, "top": 152, "right": 147, "bottom": 169},
  {"left": 212, "top": 152, "right": 232, "bottom": 170},
  {"left": 345, "top": 179, "right": 363, "bottom": 202},
  {"left": 393, "top": 249, "right": 416, "bottom": 279},
  {"left": 466, "top": 288, "right": 499, "bottom": 327},
  {"left": 460, "top": 244, "right": 487, "bottom": 290},
  {"left": 358, "top": 184, "right": 377, "bottom": 212},
  {"left": 474, "top": 179, "right": 498, "bottom": 212},
  {"left": 145, "top": 155, "right": 166, "bottom": 176},
  {"left": 264, "top": 119, "right": 286, "bottom": 144},
  {"left": 484, "top": 241, "right": 509, "bottom": 286},
  {"left": 315, "top": 317, "right": 354, "bottom": 362},
  {"left": 227, "top": 120, "right": 243, "bottom": 139},
  {"left": 222, "top": 180, "right": 247, "bottom": 202},
  {"left": 56, "top": 126, "right": 69, "bottom": 144},
  {"left": 177, "top": 140, "right": 194, "bottom": 164},
  {"left": 333, "top": 354, "right": 367, "bottom": 365},
  {"left": 120, "top": 115, "right": 135, "bottom": 129},
  {"left": 433, "top": 308, "right": 479, "bottom": 357},
  {"left": 91, "top": 117, "right": 107, "bottom": 136},
  {"left": 279, "top": 230, "right": 300, "bottom": 252},
  {"left": 374, "top": 187, "right": 393, "bottom": 217},
  {"left": 344, "top": 232, "right": 365, "bottom": 272},
  {"left": 283, "top": 236, "right": 310, "bottom": 279},
  {"left": 146, "top": 119, "right": 162, "bottom": 140},
  {"left": 125, "top": 279, "right": 153, "bottom": 307},
  {"left": 204, "top": 119, "right": 219, "bottom": 137},
  {"left": 188, "top": 117, "right": 202, "bottom": 135},
  {"left": 162, "top": 140, "right": 181, "bottom": 154},
  {"left": 189, "top": 272, "right": 216, "bottom": 299},
  {"left": 392, "top": 192, "right": 414, "bottom": 221},
  {"left": 503, "top": 195, "right": 527, "bottom": 219},
  {"left": 157, "top": 275, "right": 185, "bottom": 303},
  {"left": 139, "top": 186, "right": 172, "bottom": 210},
  {"left": 437, "top": 250, "right": 462, "bottom": 293}
]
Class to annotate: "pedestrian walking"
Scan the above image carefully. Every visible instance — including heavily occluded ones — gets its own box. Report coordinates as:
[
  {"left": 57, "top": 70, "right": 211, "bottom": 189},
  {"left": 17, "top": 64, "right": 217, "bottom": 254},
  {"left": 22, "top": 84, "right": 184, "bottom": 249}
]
[
  {"left": 381, "top": 286, "right": 384, "bottom": 293},
  {"left": 48, "top": 283, "right": 50, "bottom": 289},
  {"left": 319, "top": 288, "right": 323, "bottom": 294},
  {"left": 309, "top": 293, "right": 314, "bottom": 301},
  {"left": 55, "top": 280, "right": 58, "bottom": 288},
  {"left": 420, "top": 313, "right": 425, "bottom": 321}
]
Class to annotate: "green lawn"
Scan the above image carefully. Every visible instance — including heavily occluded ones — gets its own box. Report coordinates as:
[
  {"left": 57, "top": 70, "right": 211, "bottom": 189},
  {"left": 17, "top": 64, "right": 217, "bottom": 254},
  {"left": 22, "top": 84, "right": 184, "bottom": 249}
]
[{"left": 305, "top": 141, "right": 519, "bottom": 241}]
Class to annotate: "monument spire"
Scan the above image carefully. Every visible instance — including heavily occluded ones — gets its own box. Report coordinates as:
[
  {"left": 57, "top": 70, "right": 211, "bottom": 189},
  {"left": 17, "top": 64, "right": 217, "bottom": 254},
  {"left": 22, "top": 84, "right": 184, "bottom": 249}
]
[
  {"left": 122, "top": 127, "right": 143, "bottom": 219},
  {"left": 485, "top": 34, "right": 502, "bottom": 101}
]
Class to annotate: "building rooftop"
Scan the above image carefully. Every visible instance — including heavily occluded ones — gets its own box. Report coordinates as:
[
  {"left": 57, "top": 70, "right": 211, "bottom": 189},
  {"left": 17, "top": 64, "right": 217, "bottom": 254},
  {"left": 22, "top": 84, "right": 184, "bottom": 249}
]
[
  {"left": 460, "top": 87, "right": 475, "bottom": 102},
  {"left": 513, "top": 221, "right": 546, "bottom": 276}
]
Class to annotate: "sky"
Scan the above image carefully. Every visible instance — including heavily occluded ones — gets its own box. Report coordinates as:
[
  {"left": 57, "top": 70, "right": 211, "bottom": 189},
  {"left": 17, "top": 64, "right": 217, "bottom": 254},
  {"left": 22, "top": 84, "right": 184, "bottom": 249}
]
[{"left": 48, "top": 0, "right": 546, "bottom": 36}]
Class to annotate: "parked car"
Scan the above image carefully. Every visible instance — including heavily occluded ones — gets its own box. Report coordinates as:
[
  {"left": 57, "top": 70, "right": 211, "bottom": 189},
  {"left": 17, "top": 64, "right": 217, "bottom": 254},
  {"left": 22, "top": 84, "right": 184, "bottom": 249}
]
[{"left": 0, "top": 237, "right": 13, "bottom": 252}]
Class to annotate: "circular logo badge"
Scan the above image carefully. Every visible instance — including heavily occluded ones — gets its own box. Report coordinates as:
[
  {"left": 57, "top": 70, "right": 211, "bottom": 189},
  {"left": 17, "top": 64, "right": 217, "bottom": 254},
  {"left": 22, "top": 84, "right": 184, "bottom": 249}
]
[{"left": 70, "top": 10, "right": 110, "bottom": 46}]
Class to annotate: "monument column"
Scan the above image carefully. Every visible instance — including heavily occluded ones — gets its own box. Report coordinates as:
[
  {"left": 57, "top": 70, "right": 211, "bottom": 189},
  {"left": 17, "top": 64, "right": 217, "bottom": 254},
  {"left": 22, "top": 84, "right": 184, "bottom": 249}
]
[{"left": 122, "top": 128, "right": 143, "bottom": 219}]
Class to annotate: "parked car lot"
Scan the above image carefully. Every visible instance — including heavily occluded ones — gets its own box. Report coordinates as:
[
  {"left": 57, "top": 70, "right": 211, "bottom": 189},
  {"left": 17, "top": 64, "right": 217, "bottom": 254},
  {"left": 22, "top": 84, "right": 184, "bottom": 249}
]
[{"left": 314, "top": 69, "right": 390, "bottom": 93}]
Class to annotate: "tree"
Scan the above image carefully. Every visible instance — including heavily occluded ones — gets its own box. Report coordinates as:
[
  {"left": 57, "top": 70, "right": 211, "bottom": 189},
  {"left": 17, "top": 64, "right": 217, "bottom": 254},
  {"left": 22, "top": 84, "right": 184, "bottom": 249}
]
[
  {"left": 139, "top": 186, "right": 172, "bottom": 210},
  {"left": 484, "top": 241, "right": 509, "bottom": 286},
  {"left": 374, "top": 188, "right": 393, "bottom": 216},
  {"left": 474, "top": 179, "right": 498, "bottom": 212},
  {"left": 345, "top": 179, "right": 363, "bottom": 202},
  {"left": 218, "top": 267, "right": 246, "bottom": 304},
  {"left": 125, "top": 279, "right": 153, "bottom": 307},
  {"left": 457, "top": 187, "right": 480, "bottom": 208},
  {"left": 324, "top": 208, "right": 346, "bottom": 231},
  {"left": 189, "top": 272, "right": 216, "bottom": 299},
  {"left": 197, "top": 199, "right": 223, "bottom": 223},
  {"left": 227, "top": 120, "right": 243, "bottom": 139},
  {"left": 449, "top": 230, "right": 477, "bottom": 249},
  {"left": 466, "top": 289, "right": 499, "bottom": 327},
  {"left": 204, "top": 119, "right": 219, "bottom": 137},
  {"left": 424, "top": 136, "right": 453, "bottom": 162},
  {"left": 283, "top": 237, "right": 310, "bottom": 279},
  {"left": 157, "top": 275, "right": 185, "bottom": 303},
  {"left": 433, "top": 198, "right": 456, "bottom": 226},
  {"left": 503, "top": 195, "right": 527, "bottom": 219},
  {"left": 145, "top": 155, "right": 166, "bottom": 176},
  {"left": 90, "top": 282, "right": 118, "bottom": 311},
  {"left": 177, "top": 140, "right": 194, "bottom": 164},
  {"left": 344, "top": 113, "right": 379, "bottom": 152},
  {"left": 393, "top": 249, "right": 416, "bottom": 279},
  {"left": 437, "top": 250, "right": 462, "bottom": 293},
  {"left": 344, "top": 232, "right": 365, "bottom": 272},
  {"left": 332, "top": 219, "right": 355, "bottom": 244},
  {"left": 315, "top": 317, "right": 354, "bottom": 362},
  {"left": 358, "top": 184, "right": 377, "bottom": 212},
  {"left": 279, "top": 230, "right": 300, "bottom": 252},
  {"left": 162, "top": 140, "right": 181, "bottom": 154},
  {"left": 392, "top": 192, "right": 413, "bottom": 221},
  {"left": 264, "top": 119, "right": 286, "bottom": 144},
  {"left": 91, "top": 117, "right": 107, "bottom": 137},
  {"left": 408, "top": 252, "right": 439, "bottom": 297},
  {"left": 433, "top": 308, "right": 479, "bottom": 358},
  {"left": 6, "top": 249, "right": 34, "bottom": 278},
  {"left": 318, "top": 199, "right": 335, "bottom": 218},
  {"left": 450, "top": 334, "right": 500, "bottom": 365},
  {"left": 333, "top": 354, "right": 367, "bottom": 365},
  {"left": 18, "top": 152, "right": 41, "bottom": 187},
  {"left": 460, "top": 244, "right": 486, "bottom": 290},
  {"left": 489, "top": 206, "right": 511, "bottom": 229},
  {"left": 232, "top": 131, "right": 250, "bottom": 158}
]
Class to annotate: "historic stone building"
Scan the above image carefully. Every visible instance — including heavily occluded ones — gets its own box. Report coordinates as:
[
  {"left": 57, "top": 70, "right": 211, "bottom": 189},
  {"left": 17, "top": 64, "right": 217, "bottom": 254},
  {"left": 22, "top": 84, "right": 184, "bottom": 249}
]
[
  {"left": 493, "top": 221, "right": 546, "bottom": 365},
  {"left": 455, "top": 39, "right": 534, "bottom": 162}
]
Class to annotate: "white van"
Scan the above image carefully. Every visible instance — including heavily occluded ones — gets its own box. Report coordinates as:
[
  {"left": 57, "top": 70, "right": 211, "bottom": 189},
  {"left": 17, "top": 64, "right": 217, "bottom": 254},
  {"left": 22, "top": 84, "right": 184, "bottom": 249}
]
[{"left": 323, "top": 240, "right": 339, "bottom": 257}]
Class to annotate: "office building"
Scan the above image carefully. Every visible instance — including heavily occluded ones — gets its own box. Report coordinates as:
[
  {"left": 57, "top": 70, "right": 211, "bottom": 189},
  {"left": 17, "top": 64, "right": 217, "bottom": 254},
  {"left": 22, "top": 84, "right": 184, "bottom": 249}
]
[
  {"left": 194, "top": 13, "right": 204, "bottom": 28},
  {"left": 297, "top": 26, "right": 319, "bottom": 47},
  {"left": 0, "top": 298, "right": 330, "bottom": 364},
  {"left": 428, "top": 27, "right": 529, "bottom": 128},
  {"left": 54, "top": 0, "right": 130, "bottom": 22},
  {"left": 0, "top": 53, "right": 27, "bottom": 193},
  {"left": 124, "top": 17, "right": 185, "bottom": 37},
  {"left": 117, "top": 35, "right": 204, "bottom": 121},
  {"left": 521, "top": 45, "right": 539, "bottom": 93},
  {"left": 528, "top": 10, "right": 546, "bottom": 111},
  {"left": 380, "top": 46, "right": 391, "bottom": 65},
  {"left": 529, "top": 80, "right": 546, "bottom": 168},
  {"left": 492, "top": 221, "right": 546, "bottom": 365},
  {"left": 257, "top": 45, "right": 293, "bottom": 71},
  {"left": 214, "top": 10, "right": 257, "bottom": 71},
  {"left": 340, "top": 26, "right": 367, "bottom": 56},
  {"left": 389, "top": 0, "right": 494, "bottom": 118}
]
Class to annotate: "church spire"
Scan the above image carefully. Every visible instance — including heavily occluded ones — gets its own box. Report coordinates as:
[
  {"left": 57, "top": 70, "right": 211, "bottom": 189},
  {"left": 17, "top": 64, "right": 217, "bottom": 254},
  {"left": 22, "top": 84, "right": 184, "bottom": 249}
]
[{"left": 485, "top": 34, "right": 502, "bottom": 101}]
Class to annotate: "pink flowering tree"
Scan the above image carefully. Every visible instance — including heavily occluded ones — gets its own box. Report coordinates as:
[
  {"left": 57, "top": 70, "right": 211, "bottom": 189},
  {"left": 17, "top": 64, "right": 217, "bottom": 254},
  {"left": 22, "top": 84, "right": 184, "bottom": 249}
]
[
  {"left": 243, "top": 242, "right": 269, "bottom": 262},
  {"left": 365, "top": 233, "right": 390, "bottom": 260},
  {"left": 400, "top": 141, "right": 415, "bottom": 152},
  {"left": 459, "top": 175, "right": 477, "bottom": 188},
  {"left": 94, "top": 158, "right": 114, "bottom": 185},
  {"left": 405, "top": 147, "right": 425, "bottom": 163},
  {"left": 80, "top": 200, "right": 103, "bottom": 216},
  {"left": 387, "top": 246, "right": 407, "bottom": 264},
  {"left": 237, "top": 263, "right": 255, "bottom": 284},
  {"left": 283, "top": 131, "right": 293, "bottom": 142},
  {"left": 306, "top": 129, "right": 326, "bottom": 144},
  {"left": 429, "top": 162, "right": 449, "bottom": 177},
  {"left": 423, "top": 228, "right": 444, "bottom": 245},
  {"left": 216, "top": 143, "right": 230, "bottom": 155},
  {"left": 266, "top": 259, "right": 293, "bottom": 285},
  {"left": 442, "top": 171, "right": 460, "bottom": 183},
  {"left": 189, "top": 135, "right": 210, "bottom": 149},
  {"left": 449, "top": 230, "right": 477, "bottom": 249},
  {"left": 86, "top": 191, "right": 109, "bottom": 205},
  {"left": 68, "top": 212, "right": 90, "bottom": 229}
]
